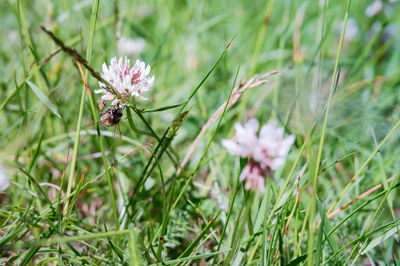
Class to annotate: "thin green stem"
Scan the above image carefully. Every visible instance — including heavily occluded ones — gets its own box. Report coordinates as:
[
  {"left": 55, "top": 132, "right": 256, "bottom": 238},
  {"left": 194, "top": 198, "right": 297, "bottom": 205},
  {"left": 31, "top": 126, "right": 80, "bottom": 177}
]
[
  {"left": 151, "top": 65, "right": 239, "bottom": 247},
  {"left": 63, "top": 82, "right": 86, "bottom": 217},
  {"left": 307, "top": 1, "right": 352, "bottom": 264},
  {"left": 212, "top": 165, "right": 241, "bottom": 264}
]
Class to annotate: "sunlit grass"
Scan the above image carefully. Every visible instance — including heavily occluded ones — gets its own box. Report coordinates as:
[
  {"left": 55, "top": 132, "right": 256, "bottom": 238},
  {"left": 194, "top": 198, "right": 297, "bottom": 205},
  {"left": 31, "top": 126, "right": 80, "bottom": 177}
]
[{"left": 1, "top": 0, "right": 400, "bottom": 264}]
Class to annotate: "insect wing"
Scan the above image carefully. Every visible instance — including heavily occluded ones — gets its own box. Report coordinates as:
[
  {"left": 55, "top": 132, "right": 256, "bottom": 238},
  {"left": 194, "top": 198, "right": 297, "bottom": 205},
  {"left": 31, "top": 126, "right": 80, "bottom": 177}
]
[{"left": 113, "top": 123, "right": 122, "bottom": 141}]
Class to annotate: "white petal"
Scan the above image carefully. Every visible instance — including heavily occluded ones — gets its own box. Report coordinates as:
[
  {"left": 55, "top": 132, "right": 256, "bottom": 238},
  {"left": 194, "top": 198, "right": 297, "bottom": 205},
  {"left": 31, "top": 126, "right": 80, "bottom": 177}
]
[
  {"left": 234, "top": 123, "right": 248, "bottom": 142},
  {"left": 102, "top": 63, "right": 109, "bottom": 74},
  {"left": 281, "top": 135, "right": 295, "bottom": 154},
  {"left": 134, "top": 59, "right": 140, "bottom": 68},
  {"left": 102, "top": 94, "right": 115, "bottom": 101},
  {"left": 221, "top": 139, "right": 242, "bottom": 155},
  {"left": 270, "top": 157, "right": 285, "bottom": 169},
  {"left": 110, "top": 57, "right": 117, "bottom": 67},
  {"left": 95, "top": 89, "right": 107, "bottom": 94},
  {"left": 245, "top": 118, "right": 259, "bottom": 133},
  {"left": 145, "top": 65, "right": 151, "bottom": 75},
  {"left": 259, "top": 121, "right": 278, "bottom": 140}
]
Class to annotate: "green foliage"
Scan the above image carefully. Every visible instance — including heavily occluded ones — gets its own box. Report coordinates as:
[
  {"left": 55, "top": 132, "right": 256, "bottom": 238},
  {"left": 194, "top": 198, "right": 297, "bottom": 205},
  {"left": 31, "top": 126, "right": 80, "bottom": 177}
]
[{"left": 1, "top": 0, "right": 400, "bottom": 265}]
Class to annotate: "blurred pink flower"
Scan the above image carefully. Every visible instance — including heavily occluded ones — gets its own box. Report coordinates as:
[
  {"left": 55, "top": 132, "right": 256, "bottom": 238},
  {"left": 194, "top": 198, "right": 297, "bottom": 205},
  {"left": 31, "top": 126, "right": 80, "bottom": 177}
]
[
  {"left": 222, "top": 118, "right": 295, "bottom": 192},
  {"left": 96, "top": 56, "right": 154, "bottom": 106},
  {"left": 240, "top": 162, "right": 266, "bottom": 192}
]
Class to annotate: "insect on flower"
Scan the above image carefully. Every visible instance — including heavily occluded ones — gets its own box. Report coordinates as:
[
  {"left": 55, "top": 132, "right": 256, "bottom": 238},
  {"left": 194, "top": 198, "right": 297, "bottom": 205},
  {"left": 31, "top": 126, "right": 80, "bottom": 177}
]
[
  {"left": 222, "top": 118, "right": 295, "bottom": 192},
  {"left": 100, "top": 105, "right": 123, "bottom": 127},
  {"left": 95, "top": 56, "right": 154, "bottom": 107},
  {"left": 99, "top": 105, "right": 123, "bottom": 139},
  {"left": 95, "top": 56, "right": 154, "bottom": 136}
]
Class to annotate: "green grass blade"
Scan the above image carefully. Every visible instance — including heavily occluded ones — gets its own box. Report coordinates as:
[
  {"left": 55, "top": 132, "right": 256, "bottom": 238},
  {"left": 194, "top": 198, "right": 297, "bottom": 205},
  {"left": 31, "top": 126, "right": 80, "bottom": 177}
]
[
  {"left": 128, "top": 228, "right": 143, "bottom": 266},
  {"left": 25, "top": 80, "right": 61, "bottom": 119},
  {"left": 178, "top": 212, "right": 221, "bottom": 259},
  {"left": 307, "top": 1, "right": 352, "bottom": 264},
  {"left": 361, "top": 227, "right": 398, "bottom": 255}
]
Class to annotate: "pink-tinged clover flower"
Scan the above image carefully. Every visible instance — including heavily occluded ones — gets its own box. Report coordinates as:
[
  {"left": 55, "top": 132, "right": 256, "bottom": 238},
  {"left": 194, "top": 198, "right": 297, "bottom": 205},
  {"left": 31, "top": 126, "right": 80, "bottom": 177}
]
[
  {"left": 222, "top": 118, "right": 295, "bottom": 192},
  {"left": 95, "top": 56, "right": 154, "bottom": 106}
]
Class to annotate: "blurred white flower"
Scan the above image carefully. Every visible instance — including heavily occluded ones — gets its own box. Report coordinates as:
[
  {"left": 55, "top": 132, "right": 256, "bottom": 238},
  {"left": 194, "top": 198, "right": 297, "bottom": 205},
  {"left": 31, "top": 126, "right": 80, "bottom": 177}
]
[
  {"left": 0, "top": 164, "right": 9, "bottom": 191},
  {"left": 222, "top": 118, "right": 259, "bottom": 158},
  {"left": 222, "top": 118, "right": 295, "bottom": 192},
  {"left": 117, "top": 37, "right": 146, "bottom": 56},
  {"left": 343, "top": 18, "right": 359, "bottom": 41},
  {"left": 96, "top": 56, "right": 154, "bottom": 106},
  {"left": 366, "top": 0, "right": 383, "bottom": 17},
  {"left": 335, "top": 18, "right": 359, "bottom": 42}
]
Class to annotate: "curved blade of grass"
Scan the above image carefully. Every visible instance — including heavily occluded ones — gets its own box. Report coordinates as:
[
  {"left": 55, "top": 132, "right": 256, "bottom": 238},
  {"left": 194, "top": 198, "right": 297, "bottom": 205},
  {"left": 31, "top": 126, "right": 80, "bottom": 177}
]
[
  {"left": 178, "top": 212, "right": 221, "bottom": 259},
  {"left": 28, "top": 132, "right": 44, "bottom": 173},
  {"left": 349, "top": 174, "right": 400, "bottom": 264},
  {"left": 170, "top": 66, "right": 238, "bottom": 213},
  {"left": 26, "top": 80, "right": 61, "bottom": 119},
  {"left": 151, "top": 65, "right": 239, "bottom": 248},
  {"left": 287, "top": 254, "right": 308, "bottom": 266},
  {"left": 307, "top": 1, "right": 352, "bottom": 264},
  {"left": 361, "top": 227, "right": 398, "bottom": 255},
  {"left": 246, "top": 141, "right": 306, "bottom": 261},
  {"left": 141, "top": 102, "right": 185, "bottom": 113},
  {"left": 317, "top": 198, "right": 338, "bottom": 253},
  {"left": 135, "top": 37, "right": 234, "bottom": 194},
  {"left": 327, "top": 118, "right": 400, "bottom": 214},
  {"left": 324, "top": 220, "right": 400, "bottom": 265},
  {"left": 212, "top": 160, "right": 242, "bottom": 264},
  {"left": 327, "top": 183, "right": 400, "bottom": 238},
  {"left": 63, "top": 0, "right": 103, "bottom": 226}
]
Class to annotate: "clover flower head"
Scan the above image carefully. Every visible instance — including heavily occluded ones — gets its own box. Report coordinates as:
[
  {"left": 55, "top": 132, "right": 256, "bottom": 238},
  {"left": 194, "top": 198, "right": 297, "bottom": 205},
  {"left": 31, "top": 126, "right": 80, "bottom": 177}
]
[
  {"left": 222, "top": 118, "right": 295, "bottom": 192},
  {"left": 95, "top": 56, "right": 154, "bottom": 106}
]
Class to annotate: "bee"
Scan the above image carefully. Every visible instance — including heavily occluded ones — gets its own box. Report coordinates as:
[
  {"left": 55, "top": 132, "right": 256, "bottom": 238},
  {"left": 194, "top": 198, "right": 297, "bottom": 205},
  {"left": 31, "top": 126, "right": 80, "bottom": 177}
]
[{"left": 100, "top": 105, "right": 123, "bottom": 127}]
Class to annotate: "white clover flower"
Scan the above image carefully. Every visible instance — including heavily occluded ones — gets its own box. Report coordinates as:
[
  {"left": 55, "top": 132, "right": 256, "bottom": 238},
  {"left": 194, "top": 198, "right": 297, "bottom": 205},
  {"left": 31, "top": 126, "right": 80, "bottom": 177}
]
[
  {"left": 117, "top": 37, "right": 146, "bottom": 56},
  {"left": 253, "top": 120, "right": 296, "bottom": 170},
  {"left": 222, "top": 118, "right": 295, "bottom": 192},
  {"left": 221, "top": 118, "right": 259, "bottom": 158},
  {"left": 0, "top": 163, "right": 9, "bottom": 191},
  {"left": 96, "top": 56, "right": 154, "bottom": 106}
]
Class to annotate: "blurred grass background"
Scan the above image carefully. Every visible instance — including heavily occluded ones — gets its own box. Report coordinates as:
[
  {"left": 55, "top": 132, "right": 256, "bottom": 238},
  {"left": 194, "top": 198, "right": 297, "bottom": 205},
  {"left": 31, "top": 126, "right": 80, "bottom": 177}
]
[{"left": 1, "top": 0, "right": 400, "bottom": 264}]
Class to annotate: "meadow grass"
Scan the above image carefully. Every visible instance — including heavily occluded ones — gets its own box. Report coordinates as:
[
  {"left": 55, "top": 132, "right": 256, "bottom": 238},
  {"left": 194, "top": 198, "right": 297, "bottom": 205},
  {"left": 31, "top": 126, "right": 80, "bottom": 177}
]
[{"left": 1, "top": 0, "right": 400, "bottom": 265}]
